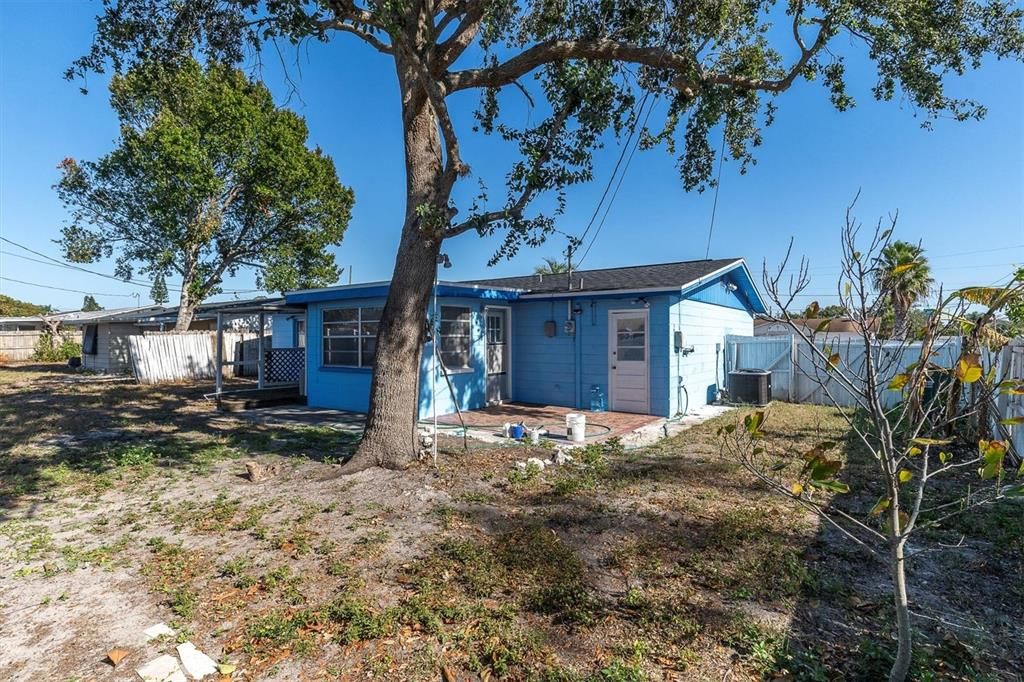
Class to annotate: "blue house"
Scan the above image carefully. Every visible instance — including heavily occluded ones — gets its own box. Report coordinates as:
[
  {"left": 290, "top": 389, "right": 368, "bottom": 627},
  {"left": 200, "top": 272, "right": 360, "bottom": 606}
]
[{"left": 283, "top": 258, "right": 766, "bottom": 419}]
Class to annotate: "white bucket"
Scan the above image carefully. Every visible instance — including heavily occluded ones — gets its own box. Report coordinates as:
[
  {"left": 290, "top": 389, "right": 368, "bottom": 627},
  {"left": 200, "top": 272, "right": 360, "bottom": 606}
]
[{"left": 565, "top": 413, "right": 587, "bottom": 443}]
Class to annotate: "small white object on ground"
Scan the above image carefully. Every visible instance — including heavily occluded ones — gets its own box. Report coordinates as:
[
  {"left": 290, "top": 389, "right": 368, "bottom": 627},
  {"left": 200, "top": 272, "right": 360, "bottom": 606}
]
[
  {"left": 526, "top": 457, "right": 546, "bottom": 470},
  {"left": 553, "top": 451, "right": 574, "bottom": 466},
  {"left": 176, "top": 641, "right": 218, "bottom": 679},
  {"left": 142, "top": 623, "right": 175, "bottom": 641},
  {"left": 136, "top": 654, "right": 186, "bottom": 682}
]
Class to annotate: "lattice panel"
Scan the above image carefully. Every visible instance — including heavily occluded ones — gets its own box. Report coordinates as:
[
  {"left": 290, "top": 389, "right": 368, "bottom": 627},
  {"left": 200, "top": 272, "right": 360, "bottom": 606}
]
[{"left": 266, "top": 348, "right": 304, "bottom": 383}]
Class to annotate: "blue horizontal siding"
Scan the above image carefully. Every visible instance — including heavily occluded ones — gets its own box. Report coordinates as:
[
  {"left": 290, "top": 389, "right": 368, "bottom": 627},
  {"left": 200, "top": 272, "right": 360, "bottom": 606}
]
[{"left": 305, "top": 296, "right": 492, "bottom": 419}]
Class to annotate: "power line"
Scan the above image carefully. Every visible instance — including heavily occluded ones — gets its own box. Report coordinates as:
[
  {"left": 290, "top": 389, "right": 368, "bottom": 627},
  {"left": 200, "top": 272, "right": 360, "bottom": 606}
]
[
  {"left": 576, "top": 96, "right": 658, "bottom": 268},
  {"left": 574, "top": 93, "right": 651, "bottom": 251},
  {"left": 0, "top": 237, "right": 264, "bottom": 295},
  {"left": 704, "top": 130, "right": 727, "bottom": 259},
  {"left": 0, "top": 275, "right": 136, "bottom": 297}
]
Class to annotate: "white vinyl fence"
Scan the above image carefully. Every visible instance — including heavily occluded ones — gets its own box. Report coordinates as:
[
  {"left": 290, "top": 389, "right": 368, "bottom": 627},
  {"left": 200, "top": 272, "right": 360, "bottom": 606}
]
[
  {"left": 727, "top": 334, "right": 963, "bottom": 408},
  {"left": 727, "top": 334, "right": 1023, "bottom": 453}
]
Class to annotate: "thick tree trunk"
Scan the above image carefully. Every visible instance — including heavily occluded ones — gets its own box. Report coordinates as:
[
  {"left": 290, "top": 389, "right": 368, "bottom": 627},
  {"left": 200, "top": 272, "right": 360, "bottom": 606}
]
[
  {"left": 888, "top": 536, "right": 913, "bottom": 682},
  {"left": 346, "top": 66, "right": 445, "bottom": 471},
  {"left": 892, "top": 300, "right": 909, "bottom": 341},
  {"left": 174, "top": 286, "right": 197, "bottom": 331}
]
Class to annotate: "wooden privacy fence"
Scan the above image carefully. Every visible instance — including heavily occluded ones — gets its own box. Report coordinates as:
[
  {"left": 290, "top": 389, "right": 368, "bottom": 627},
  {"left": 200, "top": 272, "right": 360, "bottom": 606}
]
[
  {"left": 127, "top": 331, "right": 300, "bottom": 385},
  {"left": 0, "top": 330, "right": 83, "bottom": 362},
  {"left": 128, "top": 332, "right": 216, "bottom": 383}
]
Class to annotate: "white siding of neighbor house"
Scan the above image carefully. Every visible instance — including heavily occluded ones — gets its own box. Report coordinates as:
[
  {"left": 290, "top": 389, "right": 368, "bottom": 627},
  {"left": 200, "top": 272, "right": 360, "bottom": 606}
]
[{"left": 83, "top": 323, "right": 138, "bottom": 374}]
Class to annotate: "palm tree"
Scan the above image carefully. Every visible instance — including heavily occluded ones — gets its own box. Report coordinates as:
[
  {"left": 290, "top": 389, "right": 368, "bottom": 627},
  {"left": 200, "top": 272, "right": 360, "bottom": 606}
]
[
  {"left": 872, "top": 241, "right": 934, "bottom": 340},
  {"left": 534, "top": 257, "right": 568, "bottom": 275}
]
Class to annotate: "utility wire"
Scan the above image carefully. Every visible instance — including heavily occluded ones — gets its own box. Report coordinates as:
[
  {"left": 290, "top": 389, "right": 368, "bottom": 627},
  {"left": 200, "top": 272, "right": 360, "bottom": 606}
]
[
  {"left": 576, "top": 96, "right": 658, "bottom": 268},
  {"left": 574, "top": 92, "right": 651, "bottom": 250},
  {"left": 704, "top": 130, "right": 727, "bottom": 259},
  {"left": 0, "top": 236, "right": 264, "bottom": 295},
  {"left": 0, "top": 276, "right": 136, "bottom": 297}
]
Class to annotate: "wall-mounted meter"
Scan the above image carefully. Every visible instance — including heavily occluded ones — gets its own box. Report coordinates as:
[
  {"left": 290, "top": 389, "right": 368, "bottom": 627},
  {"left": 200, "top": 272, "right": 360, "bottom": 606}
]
[{"left": 564, "top": 319, "right": 576, "bottom": 336}]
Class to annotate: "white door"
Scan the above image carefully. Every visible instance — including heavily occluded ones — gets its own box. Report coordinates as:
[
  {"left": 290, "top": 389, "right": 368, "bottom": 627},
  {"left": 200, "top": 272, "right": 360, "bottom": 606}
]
[
  {"left": 485, "top": 308, "right": 510, "bottom": 403},
  {"left": 609, "top": 310, "right": 649, "bottom": 414}
]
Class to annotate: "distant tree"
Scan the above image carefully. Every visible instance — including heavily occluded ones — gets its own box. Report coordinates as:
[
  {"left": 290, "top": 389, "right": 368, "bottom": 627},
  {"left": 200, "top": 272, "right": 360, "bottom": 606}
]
[
  {"left": 150, "top": 274, "right": 169, "bottom": 306},
  {"left": 0, "top": 294, "right": 52, "bottom": 316},
  {"left": 81, "top": 295, "right": 103, "bottom": 312},
  {"left": 872, "top": 241, "right": 934, "bottom": 340},
  {"left": 534, "top": 258, "right": 569, "bottom": 275},
  {"left": 70, "top": 0, "right": 1024, "bottom": 467},
  {"left": 1008, "top": 267, "right": 1024, "bottom": 336},
  {"left": 818, "top": 304, "right": 849, "bottom": 318},
  {"left": 56, "top": 59, "right": 354, "bottom": 330}
]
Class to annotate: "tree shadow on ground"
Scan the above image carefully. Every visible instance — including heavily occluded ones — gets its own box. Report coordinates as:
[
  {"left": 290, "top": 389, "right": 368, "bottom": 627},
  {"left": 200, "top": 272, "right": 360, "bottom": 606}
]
[
  {"left": 444, "top": 403, "right": 1023, "bottom": 679},
  {"left": 762, "top": 409, "right": 1024, "bottom": 680},
  {"left": 0, "top": 371, "right": 360, "bottom": 519}
]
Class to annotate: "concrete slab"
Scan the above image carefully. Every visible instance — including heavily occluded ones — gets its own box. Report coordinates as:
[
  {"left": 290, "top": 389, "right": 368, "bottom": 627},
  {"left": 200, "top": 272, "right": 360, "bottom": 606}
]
[
  {"left": 213, "top": 405, "right": 366, "bottom": 434},
  {"left": 136, "top": 654, "right": 186, "bottom": 682},
  {"left": 142, "top": 622, "right": 175, "bottom": 641},
  {"left": 176, "top": 641, "right": 218, "bottom": 679}
]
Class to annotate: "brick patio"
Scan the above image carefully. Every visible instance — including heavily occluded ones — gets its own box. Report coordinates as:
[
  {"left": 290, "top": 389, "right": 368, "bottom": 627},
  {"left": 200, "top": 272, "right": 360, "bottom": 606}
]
[{"left": 436, "top": 402, "right": 661, "bottom": 442}]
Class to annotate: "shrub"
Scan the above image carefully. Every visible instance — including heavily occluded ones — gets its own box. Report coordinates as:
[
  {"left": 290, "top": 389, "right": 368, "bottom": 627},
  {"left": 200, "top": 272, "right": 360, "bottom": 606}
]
[{"left": 32, "top": 331, "right": 81, "bottom": 362}]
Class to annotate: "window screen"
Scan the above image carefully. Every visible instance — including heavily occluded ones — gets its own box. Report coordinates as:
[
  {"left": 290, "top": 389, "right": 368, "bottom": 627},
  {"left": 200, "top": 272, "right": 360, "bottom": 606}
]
[
  {"left": 439, "top": 305, "right": 472, "bottom": 370},
  {"left": 322, "top": 307, "right": 382, "bottom": 367}
]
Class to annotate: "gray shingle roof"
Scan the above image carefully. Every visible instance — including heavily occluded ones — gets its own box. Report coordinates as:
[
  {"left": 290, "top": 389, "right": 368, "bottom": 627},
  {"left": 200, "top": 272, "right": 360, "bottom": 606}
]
[{"left": 460, "top": 258, "right": 742, "bottom": 294}]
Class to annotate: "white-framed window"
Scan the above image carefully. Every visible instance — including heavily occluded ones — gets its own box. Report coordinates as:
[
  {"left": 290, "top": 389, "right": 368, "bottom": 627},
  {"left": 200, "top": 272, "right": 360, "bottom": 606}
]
[
  {"left": 439, "top": 305, "right": 472, "bottom": 370},
  {"left": 322, "top": 306, "right": 382, "bottom": 367}
]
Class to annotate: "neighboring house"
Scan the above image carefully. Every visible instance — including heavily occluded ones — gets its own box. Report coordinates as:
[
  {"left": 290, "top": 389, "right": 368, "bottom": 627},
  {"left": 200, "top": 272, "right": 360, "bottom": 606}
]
[
  {"left": 0, "top": 308, "right": 145, "bottom": 362},
  {"left": 754, "top": 317, "right": 880, "bottom": 341},
  {"left": 0, "top": 307, "right": 141, "bottom": 332},
  {"left": 80, "top": 298, "right": 288, "bottom": 374},
  {"left": 284, "top": 258, "right": 766, "bottom": 418}
]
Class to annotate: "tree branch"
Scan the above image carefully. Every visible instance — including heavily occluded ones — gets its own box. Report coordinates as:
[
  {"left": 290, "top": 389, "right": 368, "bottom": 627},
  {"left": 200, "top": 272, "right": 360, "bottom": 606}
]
[
  {"left": 445, "top": 22, "right": 832, "bottom": 95},
  {"left": 443, "top": 100, "right": 575, "bottom": 238},
  {"left": 319, "top": 18, "right": 394, "bottom": 54}
]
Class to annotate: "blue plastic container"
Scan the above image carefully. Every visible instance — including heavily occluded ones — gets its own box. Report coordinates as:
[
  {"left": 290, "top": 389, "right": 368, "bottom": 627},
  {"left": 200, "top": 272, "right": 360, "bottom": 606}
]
[
  {"left": 509, "top": 423, "right": 525, "bottom": 440},
  {"left": 590, "top": 385, "right": 607, "bottom": 412}
]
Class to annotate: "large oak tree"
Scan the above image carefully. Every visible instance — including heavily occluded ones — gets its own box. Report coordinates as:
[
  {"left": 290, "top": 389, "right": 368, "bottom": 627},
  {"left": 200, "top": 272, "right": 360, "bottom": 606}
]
[
  {"left": 57, "top": 59, "right": 354, "bottom": 329},
  {"left": 70, "top": 0, "right": 1022, "bottom": 464}
]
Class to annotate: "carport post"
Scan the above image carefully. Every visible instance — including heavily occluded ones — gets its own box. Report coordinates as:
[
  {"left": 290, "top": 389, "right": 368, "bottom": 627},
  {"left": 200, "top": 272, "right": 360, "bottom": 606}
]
[
  {"left": 215, "top": 311, "right": 224, "bottom": 395},
  {"left": 257, "top": 312, "right": 266, "bottom": 390}
]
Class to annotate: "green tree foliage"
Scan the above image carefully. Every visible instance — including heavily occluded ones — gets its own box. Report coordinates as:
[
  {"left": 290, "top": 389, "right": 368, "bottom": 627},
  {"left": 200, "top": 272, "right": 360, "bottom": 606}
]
[
  {"left": 68, "top": 0, "right": 1024, "bottom": 466},
  {"left": 1007, "top": 267, "right": 1024, "bottom": 336},
  {"left": 150, "top": 273, "right": 169, "bottom": 305},
  {"left": 818, "top": 304, "right": 849, "bottom": 318},
  {"left": 32, "top": 332, "right": 82, "bottom": 362},
  {"left": 81, "top": 295, "right": 103, "bottom": 312},
  {"left": 872, "top": 241, "right": 935, "bottom": 341},
  {"left": 0, "top": 294, "right": 52, "bottom": 316},
  {"left": 534, "top": 257, "right": 568, "bottom": 275},
  {"left": 56, "top": 59, "right": 354, "bottom": 329}
]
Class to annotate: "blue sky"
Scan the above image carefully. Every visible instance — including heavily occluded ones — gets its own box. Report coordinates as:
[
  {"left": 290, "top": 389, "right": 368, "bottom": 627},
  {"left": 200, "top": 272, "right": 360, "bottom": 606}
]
[{"left": 1, "top": 1, "right": 1022, "bottom": 312}]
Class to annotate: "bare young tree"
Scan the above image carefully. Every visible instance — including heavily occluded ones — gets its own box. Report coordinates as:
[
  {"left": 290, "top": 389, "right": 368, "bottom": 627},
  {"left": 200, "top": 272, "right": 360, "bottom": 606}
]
[{"left": 719, "top": 202, "right": 1024, "bottom": 682}]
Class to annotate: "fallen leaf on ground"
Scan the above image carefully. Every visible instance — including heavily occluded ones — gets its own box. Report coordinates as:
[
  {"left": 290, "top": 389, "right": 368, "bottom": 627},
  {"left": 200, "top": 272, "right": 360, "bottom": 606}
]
[{"left": 106, "top": 648, "right": 129, "bottom": 666}]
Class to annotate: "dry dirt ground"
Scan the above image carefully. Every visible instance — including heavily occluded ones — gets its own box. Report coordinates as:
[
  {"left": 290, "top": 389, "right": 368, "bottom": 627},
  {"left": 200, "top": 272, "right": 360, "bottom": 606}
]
[{"left": 0, "top": 363, "right": 1021, "bottom": 681}]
